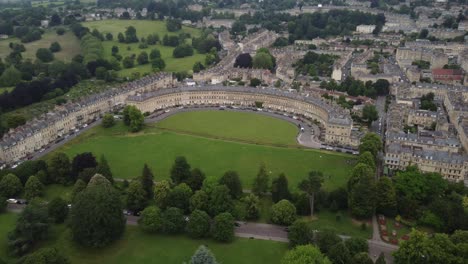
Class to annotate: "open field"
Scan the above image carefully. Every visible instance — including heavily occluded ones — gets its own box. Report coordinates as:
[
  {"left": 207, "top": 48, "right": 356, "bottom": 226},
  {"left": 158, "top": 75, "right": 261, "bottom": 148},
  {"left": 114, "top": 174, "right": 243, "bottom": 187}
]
[
  {"left": 83, "top": 19, "right": 206, "bottom": 76},
  {"left": 0, "top": 213, "right": 17, "bottom": 261},
  {"left": 52, "top": 112, "right": 355, "bottom": 190},
  {"left": 42, "top": 226, "right": 288, "bottom": 264},
  {"left": 156, "top": 111, "right": 299, "bottom": 146},
  {"left": 0, "top": 31, "right": 81, "bottom": 62}
]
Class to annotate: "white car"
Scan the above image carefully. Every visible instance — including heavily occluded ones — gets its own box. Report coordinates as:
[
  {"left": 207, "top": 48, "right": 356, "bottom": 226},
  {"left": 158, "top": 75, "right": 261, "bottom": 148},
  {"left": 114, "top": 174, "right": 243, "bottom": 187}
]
[
  {"left": 6, "top": 198, "right": 17, "bottom": 204},
  {"left": 164, "top": 109, "right": 171, "bottom": 113}
]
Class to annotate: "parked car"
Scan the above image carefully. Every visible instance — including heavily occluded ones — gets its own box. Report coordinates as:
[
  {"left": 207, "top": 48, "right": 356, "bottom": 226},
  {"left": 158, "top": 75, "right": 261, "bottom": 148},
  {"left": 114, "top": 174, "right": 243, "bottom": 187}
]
[{"left": 6, "top": 198, "right": 17, "bottom": 204}]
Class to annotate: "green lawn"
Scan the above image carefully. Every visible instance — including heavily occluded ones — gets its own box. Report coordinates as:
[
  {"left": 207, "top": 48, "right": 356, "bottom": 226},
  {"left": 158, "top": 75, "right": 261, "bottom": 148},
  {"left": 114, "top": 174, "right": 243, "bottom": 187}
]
[
  {"left": 0, "top": 213, "right": 17, "bottom": 261},
  {"left": 83, "top": 19, "right": 206, "bottom": 76},
  {"left": 0, "top": 31, "right": 81, "bottom": 62},
  {"left": 52, "top": 112, "right": 355, "bottom": 191},
  {"left": 43, "top": 226, "right": 287, "bottom": 264},
  {"left": 303, "top": 210, "right": 372, "bottom": 239},
  {"left": 156, "top": 111, "right": 299, "bottom": 146}
]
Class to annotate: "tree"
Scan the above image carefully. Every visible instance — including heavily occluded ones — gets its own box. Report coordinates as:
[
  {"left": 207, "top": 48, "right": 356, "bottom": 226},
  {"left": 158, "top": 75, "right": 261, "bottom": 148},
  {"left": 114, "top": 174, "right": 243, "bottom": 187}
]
[
  {"left": 70, "top": 175, "right": 125, "bottom": 248},
  {"left": 241, "top": 193, "right": 260, "bottom": 220},
  {"left": 288, "top": 220, "right": 313, "bottom": 247},
  {"left": 271, "top": 173, "right": 291, "bottom": 203},
  {"left": 173, "top": 44, "right": 194, "bottom": 58},
  {"left": 124, "top": 26, "right": 138, "bottom": 43},
  {"left": 281, "top": 245, "right": 332, "bottom": 264},
  {"left": 344, "top": 237, "right": 368, "bottom": 257},
  {"left": 126, "top": 181, "right": 147, "bottom": 212},
  {"left": 167, "top": 183, "right": 193, "bottom": 212},
  {"left": 186, "top": 209, "right": 211, "bottom": 238},
  {"left": 316, "top": 229, "right": 341, "bottom": 255},
  {"left": 137, "top": 51, "right": 149, "bottom": 65},
  {"left": 154, "top": 180, "right": 171, "bottom": 209},
  {"left": 151, "top": 58, "right": 166, "bottom": 71},
  {"left": 219, "top": 171, "right": 243, "bottom": 199},
  {"left": 48, "top": 197, "right": 69, "bottom": 224},
  {"left": 352, "top": 252, "right": 373, "bottom": 264},
  {"left": 96, "top": 155, "right": 113, "bottom": 183},
  {"left": 150, "top": 48, "right": 161, "bottom": 60},
  {"left": 252, "top": 164, "right": 269, "bottom": 196},
  {"left": 162, "top": 207, "right": 186, "bottom": 234},
  {"left": 187, "top": 168, "right": 205, "bottom": 191},
  {"left": 122, "top": 105, "right": 144, "bottom": 132},
  {"left": 71, "top": 152, "right": 97, "bottom": 181},
  {"left": 253, "top": 52, "right": 274, "bottom": 70},
  {"left": 359, "top": 133, "right": 382, "bottom": 158},
  {"left": 419, "top": 28, "right": 429, "bottom": 39},
  {"left": 50, "top": 13, "right": 62, "bottom": 26},
  {"left": 138, "top": 206, "right": 163, "bottom": 233},
  {"left": 21, "top": 247, "right": 69, "bottom": 264},
  {"left": 0, "top": 66, "right": 22, "bottom": 86},
  {"left": 298, "top": 171, "right": 323, "bottom": 217},
  {"left": 234, "top": 53, "right": 253, "bottom": 68},
  {"left": 122, "top": 56, "right": 135, "bottom": 68},
  {"left": 0, "top": 173, "right": 22, "bottom": 198},
  {"left": 117, "top": 32, "right": 125, "bottom": 43},
  {"left": 362, "top": 105, "right": 379, "bottom": 126},
  {"left": 348, "top": 164, "right": 376, "bottom": 219},
  {"left": 8, "top": 201, "right": 49, "bottom": 256},
  {"left": 102, "top": 114, "right": 115, "bottom": 128},
  {"left": 357, "top": 151, "right": 376, "bottom": 172},
  {"left": 105, "top": 33, "right": 113, "bottom": 41},
  {"left": 140, "top": 164, "right": 154, "bottom": 200},
  {"left": 49, "top": 42, "right": 61, "bottom": 53},
  {"left": 24, "top": 176, "right": 44, "bottom": 200},
  {"left": 170, "top": 156, "right": 191, "bottom": 185},
  {"left": 190, "top": 245, "right": 218, "bottom": 264},
  {"left": 71, "top": 179, "right": 86, "bottom": 202},
  {"left": 271, "top": 199, "right": 296, "bottom": 225},
  {"left": 193, "top": 61, "right": 205, "bottom": 73},
  {"left": 208, "top": 185, "right": 233, "bottom": 216},
  {"left": 36, "top": 48, "right": 54, "bottom": 62},
  {"left": 190, "top": 190, "right": 209, "bottom": 212},
  {"left": 327, "top": 242, "right": 351, "bottom": 264},
  {"left": 166, "top": 19, "right": 182, "bottom": 32},
  {"left": 250, "top": 78, "right": 261, "bottom": 87},
  {"left": 212, "top": 212, "right": 235, "bottom": 242},
  {"left": 375, "top": 177, "right": 397, "bottom": 217}
]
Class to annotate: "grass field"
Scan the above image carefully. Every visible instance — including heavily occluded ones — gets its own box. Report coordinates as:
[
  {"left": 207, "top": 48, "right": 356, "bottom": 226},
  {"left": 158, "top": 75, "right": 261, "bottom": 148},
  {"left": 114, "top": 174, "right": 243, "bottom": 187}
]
[
  {"left": 156, "top": 111, "right": 299, "bottom": 146},
  {"left": 0, "top": 213, "right": 17, "bottom": 261},
  {"left": 83, "top": 20, "right": 206, "bottom": 76},
  {"left": 0, "top": 31, "right": 81, "bottom": 62},
  {"left": 40, "top": 226, "right": 288, "bottom": 264},
  {"left": 53, "top": 112, "right": 355, "bottom": 190},
  {"left": 303, "top": 210, "right": 372, "bottom": 239}
]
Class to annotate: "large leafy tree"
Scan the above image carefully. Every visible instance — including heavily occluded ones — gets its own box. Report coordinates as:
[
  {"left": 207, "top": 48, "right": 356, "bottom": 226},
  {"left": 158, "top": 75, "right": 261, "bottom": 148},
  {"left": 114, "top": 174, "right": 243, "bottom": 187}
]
[
  {"left": 190, "top": 245, "right": 218, "bottom": 264},
  {"left": 190, "top": 190, "right": 209, "bottom": 212},
  {"left": 161, "top": 207, "right": 186, "bottom": 234},
  {"left": 271, "top": 199, "right": 296, "bottom": 225},
  {"left": 357, "top": 151, "right": 376, "bottom": 172},
  {"left": 138, "top": 206, "right": 163, "bottom": 233},
  {"left": 281, "top": 245, "right": 332, "bottom": 264},
  {"left": 126, "top": 181, "right": 147, "bottom": 212},
  {"left": 21, "top": 247, "right": 69, "bottom": 264},
  {"left": 208, "top": 185, "right": 233, "bottom": 216},
  {"left": 298, "top": 171, "right": 323, "bottom": 217},
  {"left": 167, "top": 183, "right": 193, "bottom": 213},
  {"left": 358, "top": 133, "right": 382, "bottom": 158},
  {"left": 187, "top": 168, "right": 205, "bottom": 191},
  {"left": 71, "top": 179, "right": 86, "bottom": 202},
  {"left": 96, "top": 155, "right": 113, "bottom": 183},
  {"left": 327, "top": 242, "right": 351, "bottom": 264},
  {"left": 140, "top": 164, "right": 154, "bottom": 200},
  {"left": 154, "top": 180, "right": 171, "bottom": 209},
  {"left": 241, "top": 193, "right": 260, "bottom": 220},
  {"left": 186, "top": 210, "right": 211, "bottom": 238},
  {"left": 376, "top": 177, "right": 397, "bottom": 217},
  {"left": 219, "top": 171, "right": 243, "bottom": 199},
  {"left": 271, "top": 173, "right": 291, "bottom": 203},
  {"left": 170, "top": 156, "right": 191, "bottom": 185},
  {"left": 0, "top": 173, "right": 22, "bottom": 198},
  {"left": 212, "top": 212, "right": 235, "bottom": 242},
  {"left": 24, "top": 175, "right": 44, "bottom": 200},
  {"left": 47, "top": 152, "right": 71, "bottom": 184},
  {"left": 344, "top": 237, "right": 368, "bottom": 257},
  {"left": 70, "top": 174, "right": 125, "bottom": 248},
  {"left": 315, "top": 229, "right": 341, "bottom": 255},
  {"left": 71, "top": 152, "right": 97, "bottom": 181},
  {"left": 48, "top": 197, "right": 69, "bottom": 224},
  {"left": 288, "top": 220, "right": 313, "bottom": 247},
  {"left": 252, "top": 164, "right": 269, "bottom": 196},
  {"left": 348, "top": 164, "right": 376, "bottom": 219},
  {"left": 8, "top": 201, "right": 50, "bottom": 256}
]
